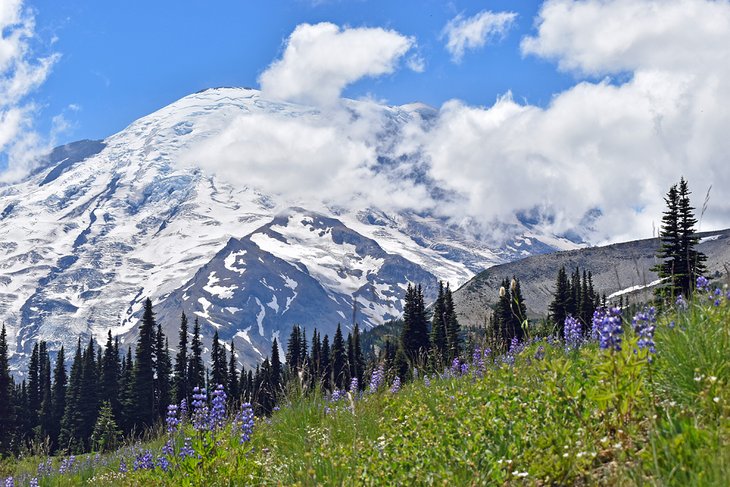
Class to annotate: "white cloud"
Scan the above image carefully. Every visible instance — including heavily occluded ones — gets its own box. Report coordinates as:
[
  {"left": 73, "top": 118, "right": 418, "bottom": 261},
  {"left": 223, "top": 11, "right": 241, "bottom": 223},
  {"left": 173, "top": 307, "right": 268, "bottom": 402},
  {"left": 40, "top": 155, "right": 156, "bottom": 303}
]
[
  {"left": 259, "top": 22, "right": 415, "bottom": 106},
  {"left": 442, "top": 10, "right": 517, "bottom": 62},
  {"left": 0, "top": 0, "right": 60, "bottom": 182}
]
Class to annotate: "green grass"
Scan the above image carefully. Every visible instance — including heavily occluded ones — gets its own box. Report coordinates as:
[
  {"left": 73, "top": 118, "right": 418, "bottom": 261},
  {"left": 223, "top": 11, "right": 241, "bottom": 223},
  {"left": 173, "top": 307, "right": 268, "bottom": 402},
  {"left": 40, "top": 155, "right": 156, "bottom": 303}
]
[{"left": 3, "top": 290, "right": 729, "bottom": 486}]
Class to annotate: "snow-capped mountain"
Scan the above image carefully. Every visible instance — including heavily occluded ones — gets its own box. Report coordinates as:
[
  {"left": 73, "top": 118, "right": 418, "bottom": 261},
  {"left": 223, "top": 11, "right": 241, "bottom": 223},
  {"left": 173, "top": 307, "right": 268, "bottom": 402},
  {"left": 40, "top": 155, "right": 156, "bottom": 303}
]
[{"left": 0, "top": 87, "right": 579, "bottom": 371}]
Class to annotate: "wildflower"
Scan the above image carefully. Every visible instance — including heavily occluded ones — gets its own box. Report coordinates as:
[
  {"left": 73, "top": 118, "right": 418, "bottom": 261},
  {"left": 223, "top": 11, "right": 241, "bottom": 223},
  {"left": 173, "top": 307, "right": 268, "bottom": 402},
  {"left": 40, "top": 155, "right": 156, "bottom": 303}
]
[
  {"left": 564, "top": 315, "right": 582, "bottom": 350},
  {"left": 390, "top": 376, "right": 401, "bottom": 394},
  {"left": 632, "top": 306, "right": 656, "bottom": 354},
  {"left": 4, "top": 478, "right": 13, "bottom": 487},
  {"left": 534, "top": 346, "right": 545, "bottom": 361},
  {"left": 675, "top": 294, "right": 688, "bottom": 310},
  {"left": 499, "top": 286, "right": 506, "bottom": 298},
  {"left": 59, "top": 456, "right": 76, "bottom": 474},
  {"left": 191, "top": 386, "right": 209, "bottom": 431},
  {"left": 509, "top": 337, "right": 521, "bottom": 355},
  {"left": 29, "top": 479, "right": 38, "bottom": 487},
  {"left": 424, "top": 375, "right": 430, "bottom": 387},
  {"left": 592, "top": 307, "right": 623, "bottom": 352},
  {"left": 209, "top": 384, "right": 228, "bottom": 430},
  {"left": 668, "top": 320, "right": 676, "bottom": 329},
  {"left": 119, "top": 460, "right": 127, "bottom": 473},
  {"left": 349, "top": 377, "right": 359, "bottom": 396},
  {"left": 369, "top": 364, "right": 384, "bottom": 393},
  {"left": 330, "top": 389, "right": 346, "bottom": 402},
  {"left": 179, "top": 398, "right": 188, "bottom": 420},
  {"left": 239, "top": 403, "right": 255, "bottom": 444},
  {"left": 472, "top": 347, "right": 485, "bottom": 375},
  {"left": 162, "top": 439, "right": 174, "bottom": 456},
  {"left": 715, "top": 299, "right": 721, "bottom": 307},
  {"left": 133, "top": 450, "right": 155, "bottom": 471},
  {"left": 696, "top": 276, "right": 710, "bottom": 292},
  {"left": 156, "top": 456, "right": 171, "bottom": 472},
  {"left": 37, "top": 459, "right": 53, "bottom": 477},
  {"left": 166, "top": 404, "right": 180, "bottom": 433},
  {"left": 179, "top": 437, "right": 196, "bottom": 458}
]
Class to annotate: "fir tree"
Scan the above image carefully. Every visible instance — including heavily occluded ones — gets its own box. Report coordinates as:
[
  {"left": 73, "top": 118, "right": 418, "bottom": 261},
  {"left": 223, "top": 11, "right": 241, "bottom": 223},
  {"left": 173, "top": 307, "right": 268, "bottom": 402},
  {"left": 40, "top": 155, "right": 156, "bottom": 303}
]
[
  {"left": 27, "top": 342, "right": 40, "bottom": 434},
  {"left": 228, "top": 340, "right": 239, "bottom": 403},
  {"left": 78, "top": 337, "right": 99, "bottom": 450},
  {"left": 100, "top": 331, "right": 120, "bottom": 423},
  {"left": 0, "top": 324, "right": 14, "bottom": 456},
  {"left": 173, "top": 312, "right": 189, "bottom": 405},
  {"left": 91, "top": 401, "right": 121, "bottom": 453},
  {"left": 444, "top": 284, "right": 461, "bottom": 361},
  {"left": 286, "top": 326, "right": 301, "bottom": 373},
  {"left": 429, "top": 282, "right": 447, "bottom": 366},
  {"left": 188, "top": 318, "right": 204, "bottom": 389},
  {"left": 211, "top": 330, "right": 227, "bottom": 388},
  {"left": 320, "top": 335, "right": 331, "bottom": 391},
  {"left": 132, "top": 298, "right": 157, "bottom": 430},
  {"left": 50, "top": 346, "right": 67, "bottom": 453},
  {"left": 400, "top": 284, "right": 430, "bottom": 363},
  {"left": 155, "top": 325, "right": 172, "bottom": 418},
  {"left": 548, "top": 267, "right": 571, "bottom": 336},
  {"left": 59, "top": 339, "right": 84, "bottom": 452},
  {"left": 270, "top": 338, "right": 282, "bottom": 397},
  {"left": 677, "top": 178, "right": 707, "bottom": 294},
  {"left": 331, "top": 325, "right": 348, "bottom": 389},
  {"left": 38, "top": 341, "right": 53, "bottom": 443}
]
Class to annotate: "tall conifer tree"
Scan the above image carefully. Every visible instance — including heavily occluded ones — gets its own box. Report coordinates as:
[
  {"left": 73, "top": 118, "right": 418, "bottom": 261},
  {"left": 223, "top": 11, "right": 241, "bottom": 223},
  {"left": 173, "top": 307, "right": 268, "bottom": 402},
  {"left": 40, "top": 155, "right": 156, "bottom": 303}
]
[
  {"left": 174, "top": 312, "right": 189, "bottom": 404},
  {"left": 0, "top": 325, "right": 14, "bottom": 456},
  {"left": 132, "top": 298, "right": 157, "bottom": 429}
]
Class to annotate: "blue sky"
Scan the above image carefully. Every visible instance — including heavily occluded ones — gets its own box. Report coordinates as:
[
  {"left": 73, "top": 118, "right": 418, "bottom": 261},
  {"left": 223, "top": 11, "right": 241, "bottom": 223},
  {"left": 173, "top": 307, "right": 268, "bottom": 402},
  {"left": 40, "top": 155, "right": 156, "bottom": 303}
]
[{"left": 29, "top": 0, "right": 574, "bottom": 144}]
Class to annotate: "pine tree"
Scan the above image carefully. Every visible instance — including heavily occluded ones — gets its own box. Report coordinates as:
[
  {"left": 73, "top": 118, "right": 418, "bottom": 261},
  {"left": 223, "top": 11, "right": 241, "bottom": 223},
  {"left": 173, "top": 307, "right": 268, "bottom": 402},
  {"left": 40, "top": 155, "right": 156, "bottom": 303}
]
[
  {"left": 429, "top": 282, "right": 447, "bottom": 366},
  {"left": 132, "top": 298, "right": 157, "bottom": 430},
  {"left": 50, "top": 346, "right": 67, "bottom": 453},
  {"left": 211, "top": 330, "right": 227, "bottom": 388},
  {"left": 677, "top": 178, "right": 707, "bottom": 294},
  {"left": 155, "top": 325, "right": 172, "bottom": 419},
  {"left": 173, "top": 312, "right": 189, "bottom": 405},
  {"left": 653, "top": 183, "right": 682, "bottom": 297},
  {"left": 400, "top": 284, "right": 430, "bottom": 363},
  {"left": 100, "top": 331, "right": 120, "bottom": 423},
  {"left": 270, "top": 338, "right": 282, "bottom": 398},
  {"left": 444, "top": 284, "right": 460, "bottom": 361},
  {"left": 320, "top": 335, "right": 331, "bottom": 391},
  {"left": 118, "top": 347, "right": 134, "bottom": 433},
  {"left": 548, "top": 266, "right": 571, "bottom": 336},
  {"left": 188, "top": 318, "right": 204, "bottom": 389},
  {"left": 352, "top": 324, "right": 365, "bottom": 389},
  {"left": 27, "top": 342, "right": 40, "bottom": 434},
  {"left": 59, "top": 339, "right": 84, "bottom": 452},
  {"left": 228, "top": 340, "right": 239, "bottom": 403},
  {"left": 91, "top": 401, "right": 121, "bottom": 453},
  {"left": 38, "top": 341, "right": 53, "bottom": 443},
  {"left": 78, "top": 337, "right": 99, "bottom": 450},
  {"left": 0, "top": 324, "right": 15, "bottom": 456},
  {"left": 286, "top": 326, "right": 301, "bottom": 373},
  {"left": 331, "top": 325, "right": 348, "bottom": 389}
]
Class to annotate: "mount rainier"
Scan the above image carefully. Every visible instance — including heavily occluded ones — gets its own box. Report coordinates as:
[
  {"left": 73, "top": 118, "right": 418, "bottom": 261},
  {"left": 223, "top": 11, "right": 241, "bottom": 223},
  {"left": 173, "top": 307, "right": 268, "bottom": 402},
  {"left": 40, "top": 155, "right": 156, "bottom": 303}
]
[{"left": 0, "top": 87, "right": 580, "bottom": 371}]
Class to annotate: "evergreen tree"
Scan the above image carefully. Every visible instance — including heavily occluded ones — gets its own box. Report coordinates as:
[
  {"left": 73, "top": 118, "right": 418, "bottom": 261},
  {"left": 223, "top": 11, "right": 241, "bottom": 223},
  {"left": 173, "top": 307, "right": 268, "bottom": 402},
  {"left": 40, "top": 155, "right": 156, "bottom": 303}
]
[
  {"left": 38, "top": 341, "right": 53, "bottom": 443},
  {"left": 0, "top": 325, "right": 15, "bottom": 456},
  {"left": 132, "top": 298, "right": 157, "bottom": 430},
  {"left": 677, "top": 178, "right": 707, "bottom": 294},
  {"left": 228, "top": 340, "right": 239, "bottom": 403},
  {"left": 429, "top": 282, "right": 447, "bottom": 366},
  {"left": 100, "top": 331, "right": 120, "bottom": 423},
  {"left": 400, "top": 284, "right": 430, "bottom": 363},
  {"left": 548, "top": 267, "right": 571, "bottom": 336},
  {"left": 494, "top": 278, "right": 526, "bottom": 345},
  {"left": 50, "top": 346, "right": 67, "bottom": 453},
  {"left": 310, "top": 330, "right": 321, "bottom": 386},
  {"left": 211, "top": 330, "right": 227, "bottom": 387},
  {"left": 91, "top": 401, "right": 121, "bottom": 453},
  {"left": 286, "top": 326, "right": 301, "bottom": 373},
  {"left": 173, "top": 312, "right": 189, "bottom": 405},
  {"left": 155, "top": 325, "right": 172, "bottom": 418},
  {"left": 653, "top": 182, "right": 682, "bottom": 298},
  {"left": 187, "top": 318, "right": 204, "bottom": 389},
  {"left": 444, "top": 284, "right": 461, "bottom": 361},
  {"left": 320, "top": 335, "right": 331, "bottom": 391},
  {"left": 331, "top": 325, "right": 348, "bottom": 389},
  {"left": 118, "top": 347, "right": 134, "bottom": 433},
  {"left": 15, "top": 381, "right": 30, "bottom": 448},
  {"left": 59, "top": 339, "right": 84, "bottom": 452},
  {"left": 78, "top": 337, "right": 99, "bottom": 450},
  {"left": 27, "top": 342, "right": 40, "bottom": 434},
  {"left": 351, "top": 324, "right": 365, "bottom": 390},
  {"left": 270, "top": 338, "right": 282, "bottom": 397}
]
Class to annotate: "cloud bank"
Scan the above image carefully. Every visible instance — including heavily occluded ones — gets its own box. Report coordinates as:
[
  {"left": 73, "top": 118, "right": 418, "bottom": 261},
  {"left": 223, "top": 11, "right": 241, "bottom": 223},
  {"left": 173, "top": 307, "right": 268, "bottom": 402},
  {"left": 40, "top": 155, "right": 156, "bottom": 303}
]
[
  {"left": 442, "top": 10, "right": 517, "bottom": 62},
  {"left": 259, "top": 22, "right": 415, "bottom": 106},
  {"left": 0, "top": 0, "right": 59, "bottom": 182},
  {"left": 187, "top": 2, "right": 730, "bottom": 244}
]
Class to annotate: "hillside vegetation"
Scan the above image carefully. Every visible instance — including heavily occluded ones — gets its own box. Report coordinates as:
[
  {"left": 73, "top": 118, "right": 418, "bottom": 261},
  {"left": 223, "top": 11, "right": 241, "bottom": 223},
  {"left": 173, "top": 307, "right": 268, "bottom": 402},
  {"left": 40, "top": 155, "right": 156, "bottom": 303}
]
[{"left": 2, "top": 282, "right": 728, "bottom": 486}]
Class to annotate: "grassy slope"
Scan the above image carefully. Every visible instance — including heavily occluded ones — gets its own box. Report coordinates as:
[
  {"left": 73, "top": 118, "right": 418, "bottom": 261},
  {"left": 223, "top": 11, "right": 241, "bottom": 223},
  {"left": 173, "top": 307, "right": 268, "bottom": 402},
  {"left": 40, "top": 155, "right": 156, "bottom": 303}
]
[{"left": 3, "top": 291, "right": 729, "bottom": 486}]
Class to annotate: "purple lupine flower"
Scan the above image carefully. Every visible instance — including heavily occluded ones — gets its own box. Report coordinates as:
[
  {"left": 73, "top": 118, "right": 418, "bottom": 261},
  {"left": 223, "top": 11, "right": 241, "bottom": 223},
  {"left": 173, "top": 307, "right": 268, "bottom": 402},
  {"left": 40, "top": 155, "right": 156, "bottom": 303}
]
[
  {"left": 119, "top": 460, "right": 128, "bottom": 473},
  {"left": 179, "top": 437, "right": 196, "bottom": 458},
  {"left": 714, "top": 299, "right": 721, "bottom": 307},
  {"left": 472, "top": 347, "right": 485, "bottom": 375},
  {"left": 509, "top": 337, "right": 521, "bottom": 354},
  {"left": 162, "top": 439, "right": 174, "bottom": 456},
  {"left": 191, "top": 386, "right": 209, "bottom": 431},
  {"left": 239, "top": 403, "right": 255, "bottom": 444},
  {"left": 179, "top": 398, "right": 188, "bottom": 420},
  {"left": 37, "top": 459, "right": 53, "bottom": 477},
  {"left": 591, "top": 308, "right": 605, "bottom": 340},
  {"left": 564, "top": 315, "right": 582, "bottom": 350},
  {"left": 423, "top": 375, "right": 430, "bottom": 387},
  {"left": 632, "top": 306, "right": 657, "bottom": 354},
  {"left": 714, "top": 287, "right": 722, "bottom": 297},
  {"left": 596, "top": 307, "right": 623, "bottom": 352},
  {"left": 4, "top": 477, "right": 13, "bottom": 487},
  {"left": 368, "top": 364, "right": 384, "bottom": 394},
  {"left": 29, "top": 479, "right": 39, "bottom": 487},
  {"left": 349, "top": 377, "right": 359, "bottom": 396},
  {"left": 209, "top": 384, "right": 227, "bottom": 430},
  {"left": 59, "top": 456, "right": 76, "bottom": 474},
  {"left": 675, "top": 294, "right": 688, "bottom": 310},
  {"left": 460, "top": 362, "right": 469, "bottom": 375},
  {"left": 156, "top": 456, "right": 171, "bottom": 472},
  {"left": 133, "top": 451, "right": 155, "bottom": 471},
  {"left": 451, "top": 357, "right": 461, "bottom": 376},
  {"left": 330, "top": 389, "right": 346, "bottom": 402},
  {"left": 534, "top": 346, "right": 545, "bottom": 361},
  {"left": 390, "top": 376, "right": 401, "bottom": 394},
  {"left": 166, "top": 404, "right": 180, "bottom": 433},
  {"left": 696, "top": 276, "right": 710, "bottom": 292}
]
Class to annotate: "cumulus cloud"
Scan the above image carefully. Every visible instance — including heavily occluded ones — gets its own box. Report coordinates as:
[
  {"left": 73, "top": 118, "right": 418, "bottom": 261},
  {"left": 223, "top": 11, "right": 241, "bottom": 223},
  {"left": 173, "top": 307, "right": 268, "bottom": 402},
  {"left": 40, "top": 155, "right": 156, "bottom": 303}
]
[
  {"left": 442, "top": 10, "right": 517, "bottom": 62},
  {"left": 0, "top": 0, "right": 60, "bottom": 182},
  {"left": 187, "top": 3, "right": 730, "bottom": 245},
  {"left": 259, "top": 22, "right": 415, "bottom": 106}
]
